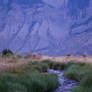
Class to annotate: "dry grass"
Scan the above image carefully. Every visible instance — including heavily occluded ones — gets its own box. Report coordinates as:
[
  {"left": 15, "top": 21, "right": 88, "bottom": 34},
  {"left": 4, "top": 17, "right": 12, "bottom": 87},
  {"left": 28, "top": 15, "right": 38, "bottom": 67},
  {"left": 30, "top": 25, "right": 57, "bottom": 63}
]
[
  {"left": 0, "top": 54, "right": 44, "bottom": 69},
  {"left": 0, "top": 54, "right": 92, "bottom": 70},
  {"left": 47, "top": 56, "right": 92, "bottom": 65}
]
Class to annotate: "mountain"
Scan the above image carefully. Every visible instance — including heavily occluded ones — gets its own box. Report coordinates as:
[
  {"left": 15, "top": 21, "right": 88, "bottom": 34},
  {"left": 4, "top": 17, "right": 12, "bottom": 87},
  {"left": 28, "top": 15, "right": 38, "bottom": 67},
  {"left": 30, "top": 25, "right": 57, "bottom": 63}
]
[{"left": 0, "top": 0, "right": 92, "bottom": 56}]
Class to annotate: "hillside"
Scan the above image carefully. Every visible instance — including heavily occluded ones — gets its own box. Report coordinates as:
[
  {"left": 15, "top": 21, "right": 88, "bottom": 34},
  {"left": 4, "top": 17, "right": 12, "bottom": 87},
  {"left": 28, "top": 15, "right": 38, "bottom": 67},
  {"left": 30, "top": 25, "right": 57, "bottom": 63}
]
[{"left": 0, "top": 0, "right": 92, "bottom": 56}]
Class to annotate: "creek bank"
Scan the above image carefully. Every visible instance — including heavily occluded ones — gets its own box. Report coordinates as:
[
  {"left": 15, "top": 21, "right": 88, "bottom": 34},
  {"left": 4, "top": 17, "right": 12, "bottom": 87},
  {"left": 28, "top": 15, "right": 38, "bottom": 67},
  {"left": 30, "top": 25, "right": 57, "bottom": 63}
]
[{"left": 48, "top": 69, "right": 79, "bottom": 92}]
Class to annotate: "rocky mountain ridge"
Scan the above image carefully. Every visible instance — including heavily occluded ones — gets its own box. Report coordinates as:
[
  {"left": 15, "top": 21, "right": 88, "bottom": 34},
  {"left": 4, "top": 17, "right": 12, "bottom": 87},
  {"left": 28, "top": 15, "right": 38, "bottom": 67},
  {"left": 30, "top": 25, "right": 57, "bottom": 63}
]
[{"left": 0, "top": 0, "right": 92, "bottom": 56}]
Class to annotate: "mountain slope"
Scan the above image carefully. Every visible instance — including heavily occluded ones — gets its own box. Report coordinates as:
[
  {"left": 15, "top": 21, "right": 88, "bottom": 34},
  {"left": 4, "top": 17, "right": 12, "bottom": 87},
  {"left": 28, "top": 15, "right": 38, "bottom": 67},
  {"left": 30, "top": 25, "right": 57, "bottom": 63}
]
[{"left": 0, "top": 0, "right": 92, "bottom": 56}]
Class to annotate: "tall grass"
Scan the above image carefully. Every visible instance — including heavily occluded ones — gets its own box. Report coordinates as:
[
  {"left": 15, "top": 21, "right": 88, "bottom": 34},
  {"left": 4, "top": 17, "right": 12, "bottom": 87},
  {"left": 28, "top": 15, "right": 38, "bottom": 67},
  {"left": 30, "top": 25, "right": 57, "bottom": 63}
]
[
  {"left": 64, "top": 62, "right": 92, "bottom": 81},
  {"left": 71, "top": 74, "right": 92, "bottom": 92},
  {"left": 0, "top": 61, "right": 59, "bottom": 92},
  {"left": 64, "top": 62, "right": 92, "bottom": 92},
  {"left": 0, "top": 73, "right": 58, "bottom": 92},
  {"left": 1, "top": 56, "right": 92, "bottom": 92},
  {"left": 41, "top": 60, "right": 66, "bottom": 70}
]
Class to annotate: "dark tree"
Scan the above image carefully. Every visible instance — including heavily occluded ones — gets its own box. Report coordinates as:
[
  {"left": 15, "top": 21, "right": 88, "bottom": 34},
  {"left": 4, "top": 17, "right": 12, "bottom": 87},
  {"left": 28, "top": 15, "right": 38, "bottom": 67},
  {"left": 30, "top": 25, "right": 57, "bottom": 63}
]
[{"left": 2, "top": 49, "right": 14, "bottom": 56}]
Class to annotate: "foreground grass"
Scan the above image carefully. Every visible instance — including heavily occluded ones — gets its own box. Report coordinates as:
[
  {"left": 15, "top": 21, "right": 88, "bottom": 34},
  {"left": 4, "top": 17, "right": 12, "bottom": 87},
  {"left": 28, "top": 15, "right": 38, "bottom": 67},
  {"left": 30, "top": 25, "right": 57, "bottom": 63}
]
[
  {"left": 0, "top": 61, "right": 59, "bottom": 92},
  {"left": 42, "top": 60, "right": 92, "bottom": 92},
  {"left": 1, "top": 57, "right": 92, "bottom": 92},
  {"left": 0, "top": 73, "right": 58, "bottom": 92},
  {"left": 63, "top": 62, "right": 92, "bottom": 92}
]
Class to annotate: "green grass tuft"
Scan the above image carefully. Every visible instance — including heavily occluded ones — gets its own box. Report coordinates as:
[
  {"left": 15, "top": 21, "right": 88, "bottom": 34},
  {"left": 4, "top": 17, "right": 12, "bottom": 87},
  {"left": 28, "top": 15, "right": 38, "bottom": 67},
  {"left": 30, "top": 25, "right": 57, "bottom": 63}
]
[
  {"left": 0, "top": 61, "right": 59, "bottom": 92},
  {"left": 41, "top": 60, "right": 66, "bottom": 70},
  {"left": 64, "top": 62, "right": 92, "bottom": 92},
  {"left": 0, "top": 73, "right": 58, "bottom": 92}
]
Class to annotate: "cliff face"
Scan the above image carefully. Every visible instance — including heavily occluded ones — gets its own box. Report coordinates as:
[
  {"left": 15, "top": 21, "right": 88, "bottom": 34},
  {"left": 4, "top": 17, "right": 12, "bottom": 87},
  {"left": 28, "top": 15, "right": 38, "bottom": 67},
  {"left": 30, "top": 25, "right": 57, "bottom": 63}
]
[{"left": 0, "top": 0, "right": 92, "bottom": 56}]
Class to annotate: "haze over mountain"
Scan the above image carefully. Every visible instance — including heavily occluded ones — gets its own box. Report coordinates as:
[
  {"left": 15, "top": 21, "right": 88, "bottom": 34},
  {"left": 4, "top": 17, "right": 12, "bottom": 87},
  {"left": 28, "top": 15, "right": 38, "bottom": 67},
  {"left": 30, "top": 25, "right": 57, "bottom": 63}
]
[{"left": 0, "top": 0, "right": 92, "bottom": 56}]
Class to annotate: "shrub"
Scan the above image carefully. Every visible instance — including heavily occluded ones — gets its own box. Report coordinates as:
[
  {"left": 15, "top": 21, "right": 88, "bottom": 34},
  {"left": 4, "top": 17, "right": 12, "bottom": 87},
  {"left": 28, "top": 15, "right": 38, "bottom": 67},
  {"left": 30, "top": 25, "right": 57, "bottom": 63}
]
[
  {"left": 31, "top": 62, "right": 48, "bottom": 72},
  {"left": 41, "top": 60, "right": 52, "bottom": 64},
  {"left": 41, "top": 60, "right": 54, "bottom": 69},
  {"left": 2, "top": 49, "right": 13, "bottom": 56},
  {"left": 82, "top": 53, "right": 87, "bottom": 57},
  {"left": 24, "top": 53, "right": 31, "bottom": 59},
  {"left": 40, "top": 64, "right": 48, "bottom": 72},
  {"left": 41, "top": 60, "right": 66, "bottom": 70},
  {"left": 50, "top": 62, "right": 66, "bottom": 70},
  {"left": 66, "top": 53, "right": 71, "bottom": 57},
  {"left": 16, "top": 53, "right": 22, "bottom": 58}
]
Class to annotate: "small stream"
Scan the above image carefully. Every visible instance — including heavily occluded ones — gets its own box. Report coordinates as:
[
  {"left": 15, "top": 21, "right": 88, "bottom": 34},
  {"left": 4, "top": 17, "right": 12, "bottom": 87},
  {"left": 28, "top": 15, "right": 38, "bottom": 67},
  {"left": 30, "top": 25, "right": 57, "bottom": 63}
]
[{"left": 48, "top": 69, "right": 79, "bottom": 92}]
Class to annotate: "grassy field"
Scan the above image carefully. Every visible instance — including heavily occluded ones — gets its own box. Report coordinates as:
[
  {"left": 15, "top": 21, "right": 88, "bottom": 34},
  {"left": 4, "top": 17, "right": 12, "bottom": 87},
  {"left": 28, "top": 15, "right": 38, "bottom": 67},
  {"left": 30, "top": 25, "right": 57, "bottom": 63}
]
[
  {"left": 64, "top": 62, "right": 92, "bottom": 92},
  {"left": 0, "top": 53, "right": 92, "bottom": 92},
  {"left": 0, "top": 55, "right": 59, "bottom": 92},
  {"left": 41, "top": 60, "right": 92, "bottom": 92}
]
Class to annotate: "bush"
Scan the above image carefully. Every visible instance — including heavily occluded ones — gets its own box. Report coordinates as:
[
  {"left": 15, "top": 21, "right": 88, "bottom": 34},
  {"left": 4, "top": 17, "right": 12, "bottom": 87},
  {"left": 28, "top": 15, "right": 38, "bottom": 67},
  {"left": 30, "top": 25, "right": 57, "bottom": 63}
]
[
  {"left": 2, "top": 49, "right": 13, "bottom": 56},
  {"left": 41, "top": 60, "right": 54, "bottom": 69},
  {"left": 66, "top": 53, "right": 71, "bottom": 57},
  {"left": 41, "top": 60, "right": 66, "bottom": 70},
  {"left": 24, "top": 53, "right": 31, "bottom": 59},
  {"left": 52, "top": 62, "right": 66, "bottom": 70},
  {"left": 40, "top": 64, "right": 48, "bottom": 72},
  {"left": 16, "top": 53, "right": 22, "bottom": 58},
  {"left": 82, "top": 53, "right": 87, "bottom": 57}
]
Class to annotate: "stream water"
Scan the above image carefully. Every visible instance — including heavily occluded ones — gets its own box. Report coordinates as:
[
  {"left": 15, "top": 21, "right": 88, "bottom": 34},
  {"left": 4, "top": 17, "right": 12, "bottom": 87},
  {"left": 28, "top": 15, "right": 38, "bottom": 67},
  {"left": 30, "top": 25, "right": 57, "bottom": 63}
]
[{"left": 48, "top": 69, "right": 79, "bottom": 92}]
